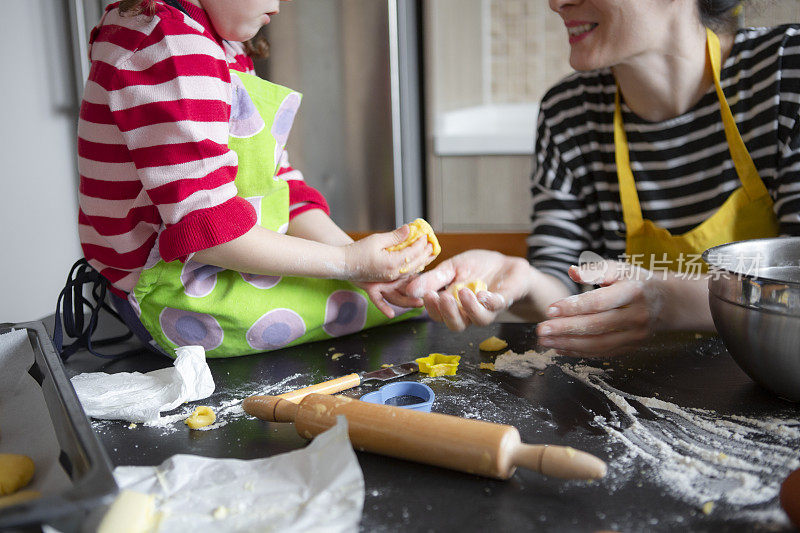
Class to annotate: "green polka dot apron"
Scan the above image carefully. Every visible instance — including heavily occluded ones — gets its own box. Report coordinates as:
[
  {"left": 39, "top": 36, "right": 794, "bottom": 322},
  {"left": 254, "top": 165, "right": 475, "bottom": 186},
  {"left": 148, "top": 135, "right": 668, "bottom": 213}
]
[{"left": 131, "top": 71, "right": 418, "bottom": 358}]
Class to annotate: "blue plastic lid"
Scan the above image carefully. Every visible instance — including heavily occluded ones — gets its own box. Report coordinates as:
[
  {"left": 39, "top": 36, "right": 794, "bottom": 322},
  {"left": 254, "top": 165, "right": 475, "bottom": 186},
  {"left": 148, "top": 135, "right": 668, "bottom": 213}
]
[{"left": 360, "top": 381, "right": 435, "bottom": 412}]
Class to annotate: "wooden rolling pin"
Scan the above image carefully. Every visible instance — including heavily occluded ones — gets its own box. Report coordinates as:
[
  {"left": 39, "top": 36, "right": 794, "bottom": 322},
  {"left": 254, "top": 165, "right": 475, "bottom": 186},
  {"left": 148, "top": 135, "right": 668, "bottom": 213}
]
[{"left": 243, "top": 393, "right": 607, "bottom": 480}]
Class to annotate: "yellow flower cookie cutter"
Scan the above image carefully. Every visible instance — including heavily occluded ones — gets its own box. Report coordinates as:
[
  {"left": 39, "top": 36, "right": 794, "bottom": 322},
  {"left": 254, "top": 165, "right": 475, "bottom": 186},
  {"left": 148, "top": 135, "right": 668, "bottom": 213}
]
[{"left": 415, "top": 353, "right": 461, "bottom": 377}]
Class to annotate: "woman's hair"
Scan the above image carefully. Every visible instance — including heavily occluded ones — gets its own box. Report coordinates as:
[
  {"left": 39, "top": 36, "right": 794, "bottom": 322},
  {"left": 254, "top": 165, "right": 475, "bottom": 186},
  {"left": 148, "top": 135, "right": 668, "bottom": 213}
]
[
  {"left": 697, "top": 0, "right": 745, "bottom": 32},
  {"left": 117, "top": 0, "right": 269, "bottom": 59}
]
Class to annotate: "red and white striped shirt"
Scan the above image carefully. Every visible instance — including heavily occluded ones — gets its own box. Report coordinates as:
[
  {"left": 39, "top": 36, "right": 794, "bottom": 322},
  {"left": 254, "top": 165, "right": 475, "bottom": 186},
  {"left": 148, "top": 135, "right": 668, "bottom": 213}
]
[{"left": 78, "top": 0, "right": 328, "bottom": 296}]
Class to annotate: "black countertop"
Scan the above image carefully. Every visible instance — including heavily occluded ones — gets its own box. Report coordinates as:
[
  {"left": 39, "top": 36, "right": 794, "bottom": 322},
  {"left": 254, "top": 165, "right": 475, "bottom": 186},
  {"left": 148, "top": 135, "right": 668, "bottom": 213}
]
[{"left": 63, "top": 318, "right": 799, "bottom": 532}]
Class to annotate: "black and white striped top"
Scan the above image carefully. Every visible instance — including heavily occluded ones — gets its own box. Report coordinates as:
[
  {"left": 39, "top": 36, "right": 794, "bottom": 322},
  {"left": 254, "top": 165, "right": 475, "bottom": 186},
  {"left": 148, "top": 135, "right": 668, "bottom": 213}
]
[{"left": 528, "top": 25, "right": 800, "bottom": 292}]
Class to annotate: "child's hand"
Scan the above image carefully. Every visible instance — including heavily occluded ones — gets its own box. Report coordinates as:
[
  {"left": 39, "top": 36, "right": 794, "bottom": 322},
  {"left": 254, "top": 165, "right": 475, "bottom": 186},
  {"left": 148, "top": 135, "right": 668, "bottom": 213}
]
[
  {"left": 354, "top": 279, "right": 424, "bottom": 318},
  {"left": 343, "top": 225, "right": 434, "bottom": 282}
]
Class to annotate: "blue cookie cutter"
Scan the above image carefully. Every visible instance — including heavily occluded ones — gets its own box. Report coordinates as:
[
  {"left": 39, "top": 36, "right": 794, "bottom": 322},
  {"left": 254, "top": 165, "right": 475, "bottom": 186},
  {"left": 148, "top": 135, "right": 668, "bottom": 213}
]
[{"left": 360, "top": 381, "right": 435, "bottom": 412}]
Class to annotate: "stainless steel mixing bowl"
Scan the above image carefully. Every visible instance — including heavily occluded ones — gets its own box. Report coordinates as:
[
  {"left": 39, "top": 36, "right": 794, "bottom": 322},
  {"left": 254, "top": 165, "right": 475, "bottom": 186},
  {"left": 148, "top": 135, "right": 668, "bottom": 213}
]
[{"left": 703, "top": 237, "right": 800, "bottom": 401}]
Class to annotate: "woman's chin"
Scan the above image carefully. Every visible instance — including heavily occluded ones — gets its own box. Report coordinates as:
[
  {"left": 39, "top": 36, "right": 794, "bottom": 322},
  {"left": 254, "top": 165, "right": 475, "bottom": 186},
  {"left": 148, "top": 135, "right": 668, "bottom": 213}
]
[{"left": 568, "top": 53, "right": 608, "bottom": 72}]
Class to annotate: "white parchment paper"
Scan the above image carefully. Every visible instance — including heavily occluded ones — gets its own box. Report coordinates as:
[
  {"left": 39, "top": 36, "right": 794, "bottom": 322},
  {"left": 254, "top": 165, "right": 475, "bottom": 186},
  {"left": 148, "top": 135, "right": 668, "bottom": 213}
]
[
  {"left": 113, "top": 416, "right": 364, "bottom": 532},
  {"left": 70, "top": 345, "right": 215, "bottom": 423},
  {"left": 0, "top": 329, "right": 72, "bottom": 494}
]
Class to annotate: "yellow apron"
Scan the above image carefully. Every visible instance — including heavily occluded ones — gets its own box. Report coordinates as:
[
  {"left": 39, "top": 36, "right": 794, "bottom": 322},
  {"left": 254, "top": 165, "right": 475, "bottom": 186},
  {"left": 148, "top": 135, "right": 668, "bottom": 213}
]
[{"left": 614, "top": 28, "right": 779, "bottom": 273}]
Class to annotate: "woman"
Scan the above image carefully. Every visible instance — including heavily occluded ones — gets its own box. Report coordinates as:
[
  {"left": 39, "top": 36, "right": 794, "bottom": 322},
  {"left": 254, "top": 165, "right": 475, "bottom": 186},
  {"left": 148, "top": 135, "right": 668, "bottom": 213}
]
[{"left": 405, "top": 0, "right": 800, "bottom": 357}]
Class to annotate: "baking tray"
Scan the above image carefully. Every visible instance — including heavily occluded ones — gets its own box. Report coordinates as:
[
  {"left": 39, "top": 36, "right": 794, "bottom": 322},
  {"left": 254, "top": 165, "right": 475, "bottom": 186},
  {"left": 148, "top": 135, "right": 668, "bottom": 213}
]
[{"left": 0, "top": 321, "right": 117, "bottom": 531}]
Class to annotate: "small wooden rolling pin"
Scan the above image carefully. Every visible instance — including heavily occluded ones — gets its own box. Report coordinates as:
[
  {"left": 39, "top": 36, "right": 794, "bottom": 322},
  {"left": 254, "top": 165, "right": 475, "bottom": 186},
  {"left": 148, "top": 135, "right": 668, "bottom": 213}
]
[
  {"left": 243, "top": 393, "right": 607, "bottom": 480},
  {"left": 275, "top": 374, "right": 362, "bottom": 403},
  {"left": 274, "top": 362, "right": 419, "bottom": 403}
]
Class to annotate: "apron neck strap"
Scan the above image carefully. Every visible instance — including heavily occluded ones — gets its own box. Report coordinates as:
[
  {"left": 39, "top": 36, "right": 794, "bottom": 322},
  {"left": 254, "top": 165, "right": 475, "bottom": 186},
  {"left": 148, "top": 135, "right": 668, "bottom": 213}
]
[
  {"left": 614, "top": 90, "right": 643, "bottom": 227},
  {"left": 706, "top": 28, "right": 765, "bottom": 200}
]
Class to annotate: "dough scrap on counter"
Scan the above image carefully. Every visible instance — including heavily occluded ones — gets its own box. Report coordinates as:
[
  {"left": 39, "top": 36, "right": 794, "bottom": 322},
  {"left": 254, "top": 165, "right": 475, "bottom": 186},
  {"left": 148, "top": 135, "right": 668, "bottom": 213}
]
[
  {"left": 479, "top": 362, "right": 496, "bottom": 371},
  {"left": 449, "top": 279, "right": 488, "bottom": 305},
  {"left": 0, "top": 454, "right": 34, "bottom": 496},
  {"left": 478, "top": 336, "right": 508, "bottom": 351},
  {"left": 386, "top": 219, "right": 441, "bottom": 257},
  {"left": 0, "top": 490, "right": 41, "bottom": 509},
  {"left": 185, "top": 406, "right": 216, "bottom": 429},
  {"left": 415, "top": 353, "right": 461, "bottom": 376},
  {"left": 97, "top": 490, "right": 158, "bottom": 533},
  {"left": 331, "top": 352, "right": 344, "bottom": 361}
]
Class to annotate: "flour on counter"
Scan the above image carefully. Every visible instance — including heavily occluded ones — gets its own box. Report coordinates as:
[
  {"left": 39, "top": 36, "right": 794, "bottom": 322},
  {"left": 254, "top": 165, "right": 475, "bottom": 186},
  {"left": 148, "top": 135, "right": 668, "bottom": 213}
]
[
  {"left": 494, "top": 348, "right": 558, "bottom": 377},
  {"left": 493, "top": 349, "right": 800, "bottom": 527},
  {"left": 91, "top": 372, "right": 306, "bottom": 436}
]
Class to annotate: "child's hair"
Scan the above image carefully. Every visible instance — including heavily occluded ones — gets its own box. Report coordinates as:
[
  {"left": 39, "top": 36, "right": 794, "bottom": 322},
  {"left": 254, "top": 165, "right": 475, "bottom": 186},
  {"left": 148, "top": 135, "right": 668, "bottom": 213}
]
[
  {"left": 119, "top": 0, "right": 156, "bottom": 16},
  {"left": 117, "top": 0, "right": 269, "bottom": 59}
]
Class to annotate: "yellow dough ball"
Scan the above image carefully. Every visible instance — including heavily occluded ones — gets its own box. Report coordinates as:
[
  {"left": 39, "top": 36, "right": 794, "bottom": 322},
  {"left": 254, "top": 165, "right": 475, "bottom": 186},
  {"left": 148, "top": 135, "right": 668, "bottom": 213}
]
[
  {"left": 450, "top": 279, "right": 488, "bottom": 305},
  {"left": 479, "top": 336, "right": 508, "bottom": 351},
  {"left": 185, "top": 406, "right": 216, "bottom": 429},
  {"left": 386, "top": 219, "right": 441, "bottom": 257},
  {"left": 0, "top": 454, "right": 35, "bottom": 496}
]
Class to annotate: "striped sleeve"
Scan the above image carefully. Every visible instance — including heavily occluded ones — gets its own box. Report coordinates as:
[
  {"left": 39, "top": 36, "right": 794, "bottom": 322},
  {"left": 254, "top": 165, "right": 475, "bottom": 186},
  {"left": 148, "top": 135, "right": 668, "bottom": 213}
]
[
  {"left": 774, "top": 29, "right": 800, "bottom": 236},
  {"left": 100, "top": 13, "right": 255, "bottom": 262},
  {"left": 776, "top": 118, "right": 800, "bottom": 235},
  {"left": 528, "top": 109, "right": 585, "bottom": 293}
]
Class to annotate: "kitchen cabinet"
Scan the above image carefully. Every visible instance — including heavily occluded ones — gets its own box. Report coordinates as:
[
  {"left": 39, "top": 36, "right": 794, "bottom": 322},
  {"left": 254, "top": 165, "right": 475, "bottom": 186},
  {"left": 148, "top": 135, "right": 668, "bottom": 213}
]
[
  {"left": 422, "top": 0, "right": 568, "bottom": 233},
  {"left": 429, "top": 155, "right": 532, "bottom": 232}
]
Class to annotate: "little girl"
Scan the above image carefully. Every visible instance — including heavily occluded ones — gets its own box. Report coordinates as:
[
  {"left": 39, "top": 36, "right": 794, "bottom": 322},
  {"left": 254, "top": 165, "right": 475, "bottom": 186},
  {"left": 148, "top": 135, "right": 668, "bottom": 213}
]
[{"left": 75, "top": 0, "right": 433, "bottom": 357}]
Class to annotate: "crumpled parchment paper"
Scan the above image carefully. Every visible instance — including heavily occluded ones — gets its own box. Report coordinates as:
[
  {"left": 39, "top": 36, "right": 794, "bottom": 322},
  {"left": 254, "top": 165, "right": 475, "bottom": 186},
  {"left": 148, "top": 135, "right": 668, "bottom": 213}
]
[
  {"left": 70, "top": 345, "right": 214, "bottom": 423},
  {"left": 113, "top": 416, "right": 364, "bottom": 532}
]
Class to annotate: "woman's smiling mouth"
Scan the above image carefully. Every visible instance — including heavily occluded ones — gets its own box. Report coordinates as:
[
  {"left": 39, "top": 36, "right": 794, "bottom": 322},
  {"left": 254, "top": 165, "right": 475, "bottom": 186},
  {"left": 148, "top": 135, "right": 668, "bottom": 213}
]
[{"left": 566, "top": 22, "right": 599, "bottom": 44}]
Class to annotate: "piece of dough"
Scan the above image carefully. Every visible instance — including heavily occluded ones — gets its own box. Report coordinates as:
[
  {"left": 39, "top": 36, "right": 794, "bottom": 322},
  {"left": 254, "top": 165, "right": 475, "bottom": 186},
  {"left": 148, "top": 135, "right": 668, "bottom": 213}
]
[
  {"left": 97, "top": 490, "right": 158, "bottom": 533},
  {"left": 479, "top": 336, "right": 508, "bottom": 351},
  {"left": 185, "top": 406, "right": 216, "bottom": 429},
  {"left": 0, "top": 490, "right": 41, "bottom": 509},
  {"left": 450, "top": 279, "right": 488, "bottom": 305},
  {"left": 386, "top": 219, "right": 441, "bottom": 257},
  {"left": 0, "top": 454, "right": 34, "bottom": 496}
]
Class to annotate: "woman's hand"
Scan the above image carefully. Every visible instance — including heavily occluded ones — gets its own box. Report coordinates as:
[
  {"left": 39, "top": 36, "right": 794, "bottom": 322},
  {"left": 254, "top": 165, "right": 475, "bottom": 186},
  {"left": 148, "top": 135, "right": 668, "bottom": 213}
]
[
  {"left": 535, "top": 261, "right": 712, "bottom": 358},
  {"left": 404, "top": 250, "right": 567, "bottom": 331},
  {"left": 342, "top": 225, "right": 434, "bottom": 283}
]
